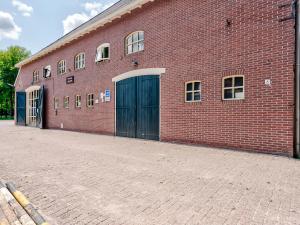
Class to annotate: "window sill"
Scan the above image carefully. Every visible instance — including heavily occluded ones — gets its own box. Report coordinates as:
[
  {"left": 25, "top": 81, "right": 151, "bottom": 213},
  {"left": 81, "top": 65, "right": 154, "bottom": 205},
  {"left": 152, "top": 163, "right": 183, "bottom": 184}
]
[
  {"left": 74, "top": 67, "right": 85, "bottom": 72},
  {"left": 185, "top": 100, "right": 202, "bottom": 103},
  {"left": 96, "top": 59, "right": 110, "bottom": 64},
  {"left": 125, "top": 50, "right": 144, "bottom": 57},
  {"left": 58, "top": 72, "right": 67, "bottom": 76}
]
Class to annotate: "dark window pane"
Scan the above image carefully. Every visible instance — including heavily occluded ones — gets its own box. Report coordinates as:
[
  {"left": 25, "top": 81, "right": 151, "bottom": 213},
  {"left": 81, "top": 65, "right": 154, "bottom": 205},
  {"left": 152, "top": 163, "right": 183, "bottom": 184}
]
[
  {"left": 224, "top": 89, "right": 233, "bottom": 99},
  {"left": 186, "top": 93, "right": 193, "bottom": 101},
  {"left": 194, "top": 92, "right": 201, "bottom": 101},
  {"left": 186, "top": 83, "right": 193, "bottom": 91},
  {"left": 194, "top": 82, "right": 200, "bottom": 91},
  {"left": 235, "top": 77, "right": 243, "bottom": 87},
  {"left": 234, "top": 88, "right": 244, "bottom": 99},
  {"left": 103, "top": 47, "right": 109, "bottom": 58},
  {"left": 224, "top": 78, "right": 233, "bottom": 88}
]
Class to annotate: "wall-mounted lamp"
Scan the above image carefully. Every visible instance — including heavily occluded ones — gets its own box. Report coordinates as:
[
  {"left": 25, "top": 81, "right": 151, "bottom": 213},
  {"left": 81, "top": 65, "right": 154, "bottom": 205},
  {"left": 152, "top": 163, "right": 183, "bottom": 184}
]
[{"left": 132, "top": 59, "right": 139, "bottom": 67}]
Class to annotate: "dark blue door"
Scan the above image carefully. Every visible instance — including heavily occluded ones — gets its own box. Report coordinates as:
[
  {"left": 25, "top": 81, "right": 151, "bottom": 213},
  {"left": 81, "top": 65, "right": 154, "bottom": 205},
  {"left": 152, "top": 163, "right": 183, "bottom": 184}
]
[
  {"left": 116, "top": 77, "right": 137, "bottom": 138},
  {"left": 16, "top": 91, "right": 26, "bottom": 126},
  {"left": 116, "top": 75, "right": 160, "bottom": 140}
]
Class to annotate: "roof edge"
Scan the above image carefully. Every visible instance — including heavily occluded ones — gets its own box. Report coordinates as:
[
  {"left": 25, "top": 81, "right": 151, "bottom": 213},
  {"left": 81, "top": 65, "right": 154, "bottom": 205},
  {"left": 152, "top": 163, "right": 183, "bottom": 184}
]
[{"left": 16, "top": 0, "right": 154, "bottom": 68}]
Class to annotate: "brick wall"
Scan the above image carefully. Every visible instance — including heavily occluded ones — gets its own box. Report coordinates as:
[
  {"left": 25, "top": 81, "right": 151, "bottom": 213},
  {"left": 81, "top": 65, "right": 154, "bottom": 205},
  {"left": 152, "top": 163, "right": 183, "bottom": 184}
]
[{"left": 15, "top": 0, "right": 295, "bottom": 156}]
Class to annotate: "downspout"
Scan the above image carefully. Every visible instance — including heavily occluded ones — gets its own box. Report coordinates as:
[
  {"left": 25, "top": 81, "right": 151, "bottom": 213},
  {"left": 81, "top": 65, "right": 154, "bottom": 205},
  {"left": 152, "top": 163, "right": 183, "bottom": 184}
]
[{"left": 295, "top": 0, "right": 300, "bottom": 158}]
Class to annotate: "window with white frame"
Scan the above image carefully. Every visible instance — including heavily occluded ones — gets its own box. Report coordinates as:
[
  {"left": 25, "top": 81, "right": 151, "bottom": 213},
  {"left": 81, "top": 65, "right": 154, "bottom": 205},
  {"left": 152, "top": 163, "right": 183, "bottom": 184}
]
[
  {"left": 185, "top": 81, "right": 201, "bottom": 102},
  {"left": 43, "top": 65, "right": 51, "bottom": 78},
  {"left": 75, "top": 95, "right": 81, "bottom": 108},
  {"left": 64, "top": 96, "right": 69, "bottom": 108},
  {"left": 58, "top": 60, "right": 66, "bottom": 75},
  {"left": 95, "top": 43, "right": 110, "bottom": 62},
  {"left": 125, "top": 31, "right": 144, "bottom": 55},
  {"left": 75, "top": 52, "right": 85, "bottom": 70},
  {"left": 87, "top": 94, "right": 94, "bottom": 107},
  {"left": 33, "top": 70, "right": 39, "bottom": 83},
  {"left": 54, "top": 97, "right": 59, "bottom": 109},
  {"left": 222, "top": 76, "right": 244, "bottom": 100}
]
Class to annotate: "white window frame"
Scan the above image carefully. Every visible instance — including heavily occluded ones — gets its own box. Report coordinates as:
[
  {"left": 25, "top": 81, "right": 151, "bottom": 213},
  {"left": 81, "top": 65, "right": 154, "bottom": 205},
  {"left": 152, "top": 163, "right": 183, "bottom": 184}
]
[
  {"left": 95, "top": 43, "right": 110, "bottom": 62},
  {"left": 125, "top": 31, "right": 144, "bottom": 55},
  {"left": 58, "top": 60, "right": 66, "bottom": 75},
  {"left": 64, "top": 96, "right": 69, "bottom": 109},
  {"left": 43, "top": 65, "right": 51, "bottom": 78},
  {"left": 75, "top": 95, "right": 81, "bottom": 108},
  {"left": 87, "top": 94, "right": 94, "bottom": 107},
  {"left": 75, "top": 52, "right": 85, "bottom": 70},
  {"left": 185, "top": 81, "right": 201, "bottom": 103},
  {"left": 33, "top": 70, "right": 39, "bottom": 83},
  {"left": 222, "top": 75, "right": 245, "bottom": 100}
]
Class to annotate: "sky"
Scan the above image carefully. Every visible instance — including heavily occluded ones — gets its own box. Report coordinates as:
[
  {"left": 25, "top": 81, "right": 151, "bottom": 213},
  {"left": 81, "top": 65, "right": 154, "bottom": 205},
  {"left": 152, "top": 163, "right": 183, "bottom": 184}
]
[{"left": 0, "top": 0, "right": 118, "bottom": 54}]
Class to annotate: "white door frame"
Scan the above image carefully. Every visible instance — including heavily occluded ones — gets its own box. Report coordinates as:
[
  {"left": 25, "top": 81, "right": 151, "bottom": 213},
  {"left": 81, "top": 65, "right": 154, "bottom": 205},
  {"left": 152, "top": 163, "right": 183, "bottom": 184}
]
[
  {"left": 112, "top": 68, "right": 166, "bottom": 140},
  {"left": 25, "top": 85, "right": 41, "bottom": 126}
]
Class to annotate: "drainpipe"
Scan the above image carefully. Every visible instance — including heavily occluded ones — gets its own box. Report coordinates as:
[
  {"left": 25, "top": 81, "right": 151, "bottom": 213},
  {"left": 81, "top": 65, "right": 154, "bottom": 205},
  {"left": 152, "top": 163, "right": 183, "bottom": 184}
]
[{"left": 295, "top": 0, "right": 300, "bottom": 158}]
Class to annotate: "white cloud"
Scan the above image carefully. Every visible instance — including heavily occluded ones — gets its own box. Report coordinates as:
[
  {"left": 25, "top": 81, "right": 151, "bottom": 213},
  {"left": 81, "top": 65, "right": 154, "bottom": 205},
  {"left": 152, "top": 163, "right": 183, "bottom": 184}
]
[
  {"left": 84, "top": 2, "right": 103, "bottom": 17},
  {"left": 12, "top": 0, "right": 33, "bottom": 17},
  {"left": 62, "top": 1, "right": 117, "bottom": 34},
  {"left": 0, "top": 11, "right": 21, "bottom": 40},
  {"left": 62, "top": 13, "right": 90, "bottom": 35}
]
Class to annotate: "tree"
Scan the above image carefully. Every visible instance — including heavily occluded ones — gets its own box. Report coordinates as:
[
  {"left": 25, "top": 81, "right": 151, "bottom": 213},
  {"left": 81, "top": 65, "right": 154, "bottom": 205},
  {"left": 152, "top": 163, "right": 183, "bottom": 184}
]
[{"left": 0, "top": 46, "right": 31, "bottom": 118}]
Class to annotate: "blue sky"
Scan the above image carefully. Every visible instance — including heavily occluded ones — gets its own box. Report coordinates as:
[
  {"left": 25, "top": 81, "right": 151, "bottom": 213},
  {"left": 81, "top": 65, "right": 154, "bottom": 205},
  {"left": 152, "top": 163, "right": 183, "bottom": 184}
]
[{"left": 0, "top": 0, "right": 118, "bottom": 54}]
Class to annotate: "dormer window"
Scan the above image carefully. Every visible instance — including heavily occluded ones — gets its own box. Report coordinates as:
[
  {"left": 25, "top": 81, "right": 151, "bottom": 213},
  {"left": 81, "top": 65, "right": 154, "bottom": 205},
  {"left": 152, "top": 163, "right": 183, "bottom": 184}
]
[
  {"left": 95, "top": 43, "right": 110, "bottom": 62},
  {"left": 126, "top": 31, "right": 144, "bottom": 55},
  {"left": 43, "top": 65, "right": 51, "bottom": 78}
]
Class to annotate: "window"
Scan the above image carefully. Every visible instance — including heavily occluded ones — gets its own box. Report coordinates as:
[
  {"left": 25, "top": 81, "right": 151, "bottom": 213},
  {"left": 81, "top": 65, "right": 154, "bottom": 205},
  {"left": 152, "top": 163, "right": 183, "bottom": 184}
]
[
  {"left": 185, "top": 81, "right": 201, "bottom": 102},
  {"left": 222, "top": 76, "right": 244, "bottom": 100},
  {"left": 64, "top": 96, "right": 69, "bottom": 108},
  {"left": 54, "top": 98, "right": 59, "bottom": 109},
  {"left": 58, "top": 60, "right": 66, "bottom": 75},
  {"left": 75, "top": 53, "right": 85, "bottom": 70},
  {"left": 87, "top": 94, "right": 94, "bottom": 107},
  {"left": 75, "top": 95, "right": 81, "bottom": 108},
  {"left": 33, "top": 70, "right": 39, "bottom": 83},
  {"left": 95, "top": 43, "right": 110, "bottom": 62},
  {"left": 43, "top": 65, "right": 51, "bottom": 78},
  {"left": 125, "top": 31, "right": 144, "bottom": 55}
]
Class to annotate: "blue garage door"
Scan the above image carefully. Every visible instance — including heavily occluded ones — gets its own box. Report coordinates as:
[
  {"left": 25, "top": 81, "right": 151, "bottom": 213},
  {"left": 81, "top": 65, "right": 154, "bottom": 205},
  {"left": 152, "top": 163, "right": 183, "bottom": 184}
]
[{"left": 116, "top": 75, "right": 160, "bottom": 140}]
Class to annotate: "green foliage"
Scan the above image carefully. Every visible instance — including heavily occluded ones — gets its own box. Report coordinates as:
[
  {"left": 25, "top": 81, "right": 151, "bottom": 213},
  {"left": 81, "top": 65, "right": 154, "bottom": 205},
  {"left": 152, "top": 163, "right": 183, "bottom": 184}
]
[{"left": 0, "top": 46, "right": 31, "bottom": 117}]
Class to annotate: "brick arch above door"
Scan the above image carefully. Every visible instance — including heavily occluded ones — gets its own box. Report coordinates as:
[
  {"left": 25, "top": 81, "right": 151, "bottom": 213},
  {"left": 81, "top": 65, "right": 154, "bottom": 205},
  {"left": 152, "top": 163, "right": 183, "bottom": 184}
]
[{"left": 112, "top": 68, "right": 166, "bottom": 82}]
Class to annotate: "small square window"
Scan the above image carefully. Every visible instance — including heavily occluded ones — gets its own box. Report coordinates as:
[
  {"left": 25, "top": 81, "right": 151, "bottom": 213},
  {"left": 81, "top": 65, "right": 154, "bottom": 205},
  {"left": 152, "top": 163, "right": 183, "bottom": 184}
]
[
  {"left": 222, "top": 76, "right": 244, "bottom": 100},
  {"left": 185, "top": 81, "right": 201, "bottom": 102}
]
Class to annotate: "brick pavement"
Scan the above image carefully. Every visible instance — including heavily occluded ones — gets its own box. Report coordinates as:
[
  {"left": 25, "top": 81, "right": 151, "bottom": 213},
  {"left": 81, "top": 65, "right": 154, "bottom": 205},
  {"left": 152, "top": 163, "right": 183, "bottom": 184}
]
[{"left": 0, "top": 121, "right": 299, "bottom": 225}]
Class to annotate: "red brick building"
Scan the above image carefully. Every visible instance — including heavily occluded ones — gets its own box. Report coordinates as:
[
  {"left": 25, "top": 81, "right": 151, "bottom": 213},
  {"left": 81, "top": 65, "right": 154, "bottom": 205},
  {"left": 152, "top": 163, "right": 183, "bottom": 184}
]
[{"left": 14, "top": 0, "right": 300, "bottom": 157}]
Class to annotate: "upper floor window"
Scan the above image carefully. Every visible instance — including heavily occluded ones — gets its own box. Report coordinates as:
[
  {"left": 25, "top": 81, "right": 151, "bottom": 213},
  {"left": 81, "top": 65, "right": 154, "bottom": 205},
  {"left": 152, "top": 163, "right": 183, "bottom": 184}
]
[
  {"left": 87, "top": 94, "right": 94, "bottom": 107},
  {"left": 75, "top": 52, "right": 85, "bottom": 70},
  {"left": 58, "top": 60, "right": 66, "bottom": 75},
  {"left": 33, "top": 70, "right": 39, "bottom": 83},
  {"left": 185, "top": 81, "right": 201, "bottom": 102},
  {"left": 43, "top": 65, "right": 51, "bottom": 78},
  {"left": 95, "top": 43, "right": 110, "bottom": 62},
  {"left": 125, "top": 31, "right": 144, "bottom": 55},
  {"left": 222, "top": 76, "right": 244, "bottom": 100}
]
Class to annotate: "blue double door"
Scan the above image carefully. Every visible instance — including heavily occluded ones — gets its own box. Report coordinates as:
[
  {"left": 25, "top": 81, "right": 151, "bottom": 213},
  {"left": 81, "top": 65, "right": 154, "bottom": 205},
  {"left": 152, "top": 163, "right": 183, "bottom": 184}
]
[{"left": 116, "top": 75, "right": 160, "bottom": 141}]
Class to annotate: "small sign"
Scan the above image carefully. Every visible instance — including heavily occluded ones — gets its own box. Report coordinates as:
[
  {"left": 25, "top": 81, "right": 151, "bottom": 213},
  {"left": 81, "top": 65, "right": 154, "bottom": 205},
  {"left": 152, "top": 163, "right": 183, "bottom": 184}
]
[
  {"left": 66, "top": 76, "right": 75, "bottom": 84},
  {"left": 105, "top": 89, "right": 111, "bottom": 102}
]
